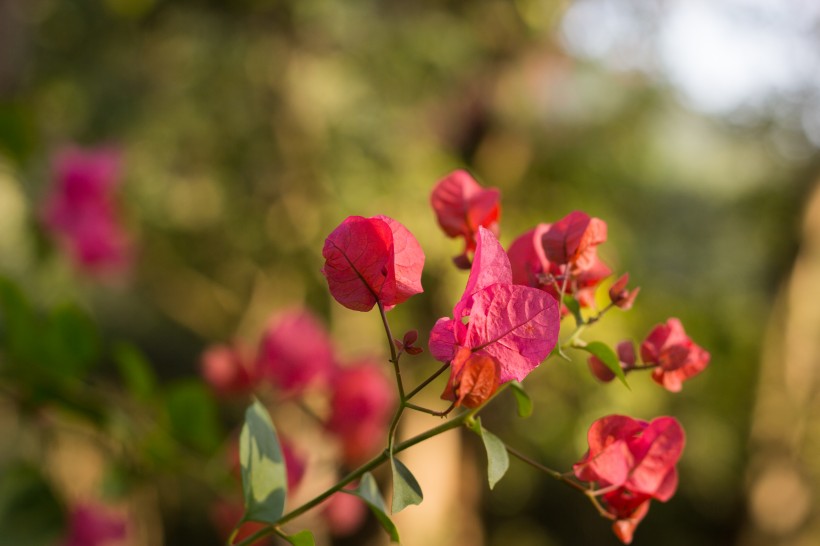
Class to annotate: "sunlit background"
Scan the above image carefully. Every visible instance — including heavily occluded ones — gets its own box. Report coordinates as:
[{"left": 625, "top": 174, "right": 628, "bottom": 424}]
[{"left": 1, "top": 0, "right": 819, "bottom": 544}]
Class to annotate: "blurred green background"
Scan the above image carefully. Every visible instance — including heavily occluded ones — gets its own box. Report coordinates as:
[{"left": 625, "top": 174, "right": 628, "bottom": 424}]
[{"left": 1, "top": 0, "right": 819, "bottom": 545}]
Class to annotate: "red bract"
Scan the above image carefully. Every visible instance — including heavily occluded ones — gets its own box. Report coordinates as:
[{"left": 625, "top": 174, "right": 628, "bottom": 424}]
[
  {"left": 640, "top": 318, "right": 710, "bottom": 392},
  {"left": 573, "top": 415, "right": 685, "bottom": 544},
  {"left": 41, "top": 147, "right": 132, "bottom": 277},
  {"left": 430, "top": 170, "right": 501, "bottom": 267},
  {"left": 429, "top": 227, "right": 559, "bottom": 390},
  {"left": 541, "top": 210, "right": 607, "bottom": 271},
  {"left": 507, "top": 219, "right": 612, "bottom": 310},
  {"left": 255, "top": 309, "right": 336, "bottom": 395},
  {"left": 609, "top": 273, "right": 640, "bottom": 310},
  {"left": 325, "top": 361, "right": 396, "bottom": 466},
  {"left": 321, "top": 215, "right": 424, "bottom": 312}
]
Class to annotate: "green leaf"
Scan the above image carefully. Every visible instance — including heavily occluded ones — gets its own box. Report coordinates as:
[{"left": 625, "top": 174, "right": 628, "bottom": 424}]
[
  {"left": 0, "top": 276, "right": 37, "bottom": 365},
  {"left": 346, "top": 472, "right": 400, "bottom": 543},
  {"left": 165, "top": 381, "right": 222, "bottom": 454},
  {"left": 562, "top": 295, "right": 583, "bottom": 325},
  {"left": 0, "top": 463, "right": 65, "bottom": 546},
  {"left": 240, "top": 399, "right": 287, "bottom": 525},
  {"left": 581, "top": 341, "right": 630, "bottom": 388},
  {"left": 390, "top": 456, "right": 423, "bottom": 513},
  {"left": 509, "top": 381, "right": 532, "bottom": 418},
  {"left": 280, "top": 530, "right": 315, "bottom": 546},
  {"left": 113, "top": 342, "right": 157, "bottom": 401},
  {"left": 42, "top": 303, "right": 100, "bottom": 378},
  {"left": 474, "top": 417, "right": 510, "bottom": 489}
]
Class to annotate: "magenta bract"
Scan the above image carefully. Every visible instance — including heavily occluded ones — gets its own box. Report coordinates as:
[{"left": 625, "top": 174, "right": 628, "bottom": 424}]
[
  {"left": 429, "top": 227, "right": 559, "bottom": 384},
  {"left": 322, "top": 215, "right": 424, "bottom": 311},
  {"left": 41, "top": 147, "right": 132, "bottom": 276}
]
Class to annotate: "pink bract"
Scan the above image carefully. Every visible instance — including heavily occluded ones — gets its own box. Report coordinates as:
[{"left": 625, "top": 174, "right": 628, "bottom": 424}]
[
  {"left": 430, "top": 170, "right": 500, "bottom": 266},
  {"left": 573, "top": 415, "right": 685, "bottom": 544},
  {"left": 429, "top": 228, "right": 559, "bottom": 384},
  {"left": 640, "top": 318, "right": 710, "bottom": 392},
  {"left": 255, "top": 309, "right": 336, "bottom": 395},
  {"left": 321, "top": 215, "right": 424, "bottom": 312}
]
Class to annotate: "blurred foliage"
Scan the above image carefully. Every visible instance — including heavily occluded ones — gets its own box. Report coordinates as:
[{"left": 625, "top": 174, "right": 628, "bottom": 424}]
[{"left": 0, "top": 0, "right": 817, "bottom": 544}]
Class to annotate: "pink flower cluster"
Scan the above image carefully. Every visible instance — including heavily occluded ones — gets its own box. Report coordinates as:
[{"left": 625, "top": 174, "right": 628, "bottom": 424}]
[
  {"left": 41, "top": 147, "right": 132, "bottom": 276},
  {"left": 588, "top": 318, "right": 711, "bottom": 391},
  {"left": 201, "top": 308, "right": 395, "bottom": 467},
  {"left": 202, "top": 308, "right": 395, "bottom": 540},
  {"left": 573, "top": 415, "right": 685, "bottom": 544}
]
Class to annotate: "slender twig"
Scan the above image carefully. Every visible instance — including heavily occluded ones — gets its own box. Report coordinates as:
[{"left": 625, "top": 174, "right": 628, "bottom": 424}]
[
  {"left": 377, "top": 301, "right": 404, "bottom": 399},
  {"left": 405, "top": 401, "right": 456, "bottom": 417},
  {"left": 505, "top": 445, "right": 586, "bottom": 493},
  {"left": 405, "top": 362, "right": 450, "bottom": 400}
]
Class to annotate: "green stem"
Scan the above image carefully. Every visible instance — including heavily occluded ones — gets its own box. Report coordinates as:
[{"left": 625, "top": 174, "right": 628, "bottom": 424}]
[{"left": 378, "top": 302, "right": 404, "bottom": 398}]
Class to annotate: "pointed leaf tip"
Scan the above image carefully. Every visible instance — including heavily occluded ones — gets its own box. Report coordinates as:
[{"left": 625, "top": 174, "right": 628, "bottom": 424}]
[
  {"left": 510, "top": 381, "right": 533, "bottom": 418},
  {"left": 582, "top": 342, "right": 630, "bottom": 389},
  {"left": 474, "top": 417, "right": 510, "bottom": 489},
  {"left": 346, "top": 472, "right": 401, "bottom": 543},
  {"left": 391, "top": 457, "right": 423, "bottom": 513}
]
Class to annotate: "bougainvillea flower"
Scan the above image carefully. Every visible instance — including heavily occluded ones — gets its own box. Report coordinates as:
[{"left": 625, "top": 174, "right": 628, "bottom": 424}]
[
  {"left": 200, "top": 342, "right": 256, "bottom": 397},
  {"left": 640, "top": 318, "right": 710, "bottom": 392},
  {"left": 325, "top": 361, "right": 396, "bottom": 466},
  {"left": 573, "top": 415, "right": 685, "bottom": 544},
  {"left": 588, "top": 341, "right": 636, "bottom": 383},
  {"left": 430, "top": 170, "right": 501, "bottom": 268},
  {"left": 609, "top": 273, "right": 640, "bottom": 310},
  {"left": 508, "top": 220, "right": 611, "bottom": 310},
  {"left": 322, "top": 215, "right": 424, "bottom": 311},
  {"left": 540, "top": 210, "right": 607, "bottom": 271},
  {"left": 41, "top": 147, "right": 132, "bottom": 276},
  {"left": 429, "top": 227, "right": 559, "bottom": 392},
  {"left": 62, "top": 503, "right": 127, "bottom": 546},
  {"left": 255, "top": 309, "right": 336, "bottom": 395}
]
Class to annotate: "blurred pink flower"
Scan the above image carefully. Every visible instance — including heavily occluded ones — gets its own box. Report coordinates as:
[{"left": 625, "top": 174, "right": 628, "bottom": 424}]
[
  {"left": 41, "top": 147, "right": 132, "bottom": 276},
  {"left": 200, "top": 342, "right": 256, "bottom": 397},
  {"left": 325, "top": 361, "right": 395, "bottom": 466},
  {"left": 255, "top": 309, "right": 336, "bottom": 395},
  {"left": 322, "top": 490, "right": 367, "bottom": 536},
  {"left": 61, "top": 503, "right": 126, "bottom": 546}
]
